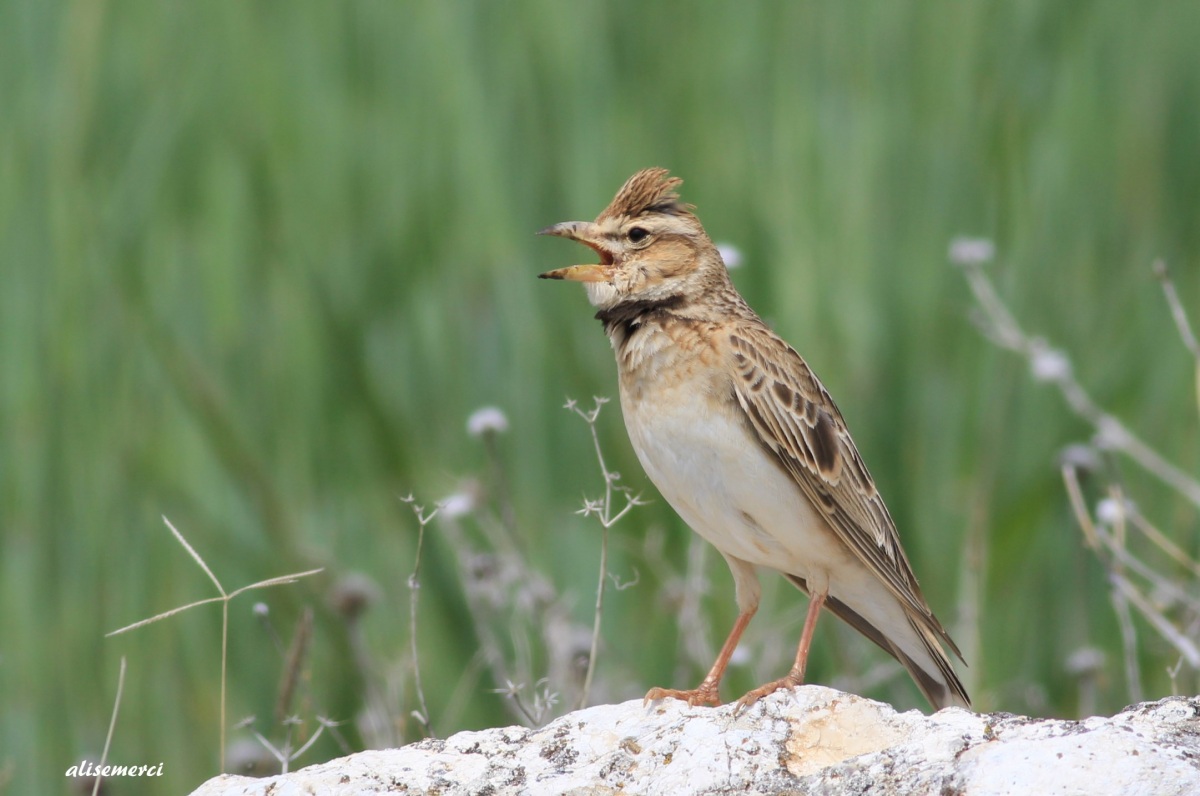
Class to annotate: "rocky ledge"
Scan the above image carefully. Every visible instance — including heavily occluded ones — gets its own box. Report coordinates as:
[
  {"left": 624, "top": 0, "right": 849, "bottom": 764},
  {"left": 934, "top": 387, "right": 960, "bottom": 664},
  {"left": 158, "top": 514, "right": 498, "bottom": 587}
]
[{"left": 190, "top": 686, "right": 1200, "bottom": 795}]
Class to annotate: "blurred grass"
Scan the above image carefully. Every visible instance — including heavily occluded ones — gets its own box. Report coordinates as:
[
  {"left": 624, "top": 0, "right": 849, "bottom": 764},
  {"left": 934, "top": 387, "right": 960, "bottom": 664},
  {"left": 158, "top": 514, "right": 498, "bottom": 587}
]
[{"left": 2, "top": 1, "right": 1200, "bottom": 792}]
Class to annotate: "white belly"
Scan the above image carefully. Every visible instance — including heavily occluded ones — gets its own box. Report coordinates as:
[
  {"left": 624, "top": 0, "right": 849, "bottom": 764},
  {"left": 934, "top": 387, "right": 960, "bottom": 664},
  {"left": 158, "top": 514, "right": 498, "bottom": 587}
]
[{"left": 622, "top": 387, "right": 855, "bottom": 587}]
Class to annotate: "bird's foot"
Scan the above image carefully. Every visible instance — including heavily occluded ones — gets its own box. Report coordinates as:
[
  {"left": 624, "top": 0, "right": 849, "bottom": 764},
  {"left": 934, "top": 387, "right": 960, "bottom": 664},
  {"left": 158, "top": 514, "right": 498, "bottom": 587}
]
[
  {"left": 734, "top": 671, "right": 804, "bottom": 713},
  {"left": 643, "top": 683, "right": 721, "bottom": 707}
]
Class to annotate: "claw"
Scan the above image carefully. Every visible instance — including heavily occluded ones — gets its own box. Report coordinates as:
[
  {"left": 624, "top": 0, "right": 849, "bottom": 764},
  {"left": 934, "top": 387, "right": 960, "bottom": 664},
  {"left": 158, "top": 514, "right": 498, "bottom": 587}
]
[
  {"left": 643, "top": 684, "right": 721, "bottom": 707},
  {"left": 733, "top": 672, "right": 804, "bottom": 714}
]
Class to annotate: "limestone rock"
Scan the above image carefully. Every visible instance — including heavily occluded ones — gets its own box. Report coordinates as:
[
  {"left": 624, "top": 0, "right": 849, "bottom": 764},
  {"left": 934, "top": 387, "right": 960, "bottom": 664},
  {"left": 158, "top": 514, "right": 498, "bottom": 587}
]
[{"left": 189, "top": 686, "right": 1200, "bottom": 795}]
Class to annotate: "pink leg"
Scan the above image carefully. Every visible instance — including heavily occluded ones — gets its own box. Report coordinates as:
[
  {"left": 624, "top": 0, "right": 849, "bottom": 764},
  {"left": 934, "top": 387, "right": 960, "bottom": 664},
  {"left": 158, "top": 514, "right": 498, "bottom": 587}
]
[
  {"left": 735, "top": 587, "right": 828, "bottom": 710},
  {"left": 645, "top": 606, "right": 757, "bottom": 707}
]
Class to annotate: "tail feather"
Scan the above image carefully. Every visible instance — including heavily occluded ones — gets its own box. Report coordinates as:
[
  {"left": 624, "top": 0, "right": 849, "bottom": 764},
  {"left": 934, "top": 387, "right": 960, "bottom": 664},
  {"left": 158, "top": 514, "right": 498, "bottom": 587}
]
[
  {"left": 893, "top": 614, "right": 970, "bottom": 710},
  {"left": 784, "top": 574, "right": 970, "bottom": 711}
]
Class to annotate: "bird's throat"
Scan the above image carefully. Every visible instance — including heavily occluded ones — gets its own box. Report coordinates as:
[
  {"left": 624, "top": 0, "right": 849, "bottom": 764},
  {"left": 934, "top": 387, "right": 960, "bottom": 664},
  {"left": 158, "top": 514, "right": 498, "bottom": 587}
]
[
  {"left": 593, "top": 293, "right": 689, "bottom": 330},
  {"left": 582, "top": 281, "right": 620, "bottom": 308}
]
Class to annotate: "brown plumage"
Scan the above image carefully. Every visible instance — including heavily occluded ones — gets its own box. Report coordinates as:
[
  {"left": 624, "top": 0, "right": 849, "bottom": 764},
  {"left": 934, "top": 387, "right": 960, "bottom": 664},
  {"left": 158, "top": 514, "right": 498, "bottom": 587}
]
[
  {"left": 539, "top": 168, "right": 970, "bottom": 711},
  {"left": 596, "top": 168, "right": 694, "bottom": 222}
]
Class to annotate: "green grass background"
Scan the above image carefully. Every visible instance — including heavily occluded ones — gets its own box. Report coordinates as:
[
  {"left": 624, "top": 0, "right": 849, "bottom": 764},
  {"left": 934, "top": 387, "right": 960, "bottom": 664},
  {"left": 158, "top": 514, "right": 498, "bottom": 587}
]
[{"left": 3, "top": 2, "right": 1200, "bottom": 793}]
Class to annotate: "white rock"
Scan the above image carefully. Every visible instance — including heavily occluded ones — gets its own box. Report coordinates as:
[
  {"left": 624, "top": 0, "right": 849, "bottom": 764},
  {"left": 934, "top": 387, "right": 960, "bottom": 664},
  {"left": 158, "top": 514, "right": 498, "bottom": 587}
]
[{"left": 189, "top": 687, "right": 1200, "bottom": 796}]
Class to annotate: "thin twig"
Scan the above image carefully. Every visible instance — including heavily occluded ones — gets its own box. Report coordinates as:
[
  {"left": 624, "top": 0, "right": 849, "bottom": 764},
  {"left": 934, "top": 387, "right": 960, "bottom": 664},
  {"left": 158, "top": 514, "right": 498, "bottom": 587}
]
[
  {"left": 1167, "top": 657, "right": 1185, "bottom": 695},
  {"left": 106, "top": 517, "right": 322, "bottom": 772},
  {"left": 1065, "top": 467, "right": 1200, "bottom": 688},
  {"left": 402, "top": 496, "right": 440, "bottom": 738},
  {"left": 581, "top": 520, "right": 609, "bottom": 711},
  {"left": 251, "top": 716, "right": 327, "bottom": 774},
  {"left": 230, "top": 572, "right": 325, "bottom": 597},
  {"left": 107, "top": 596, "right": 229, "bottom": 635},
  {"left": 491, "top": 680, "right": 541, "bottom": 725},
  {"left": 567, "top": 398, "right": 646, "bottom": 709},
  {"left": 288, "top": 722, "right": 327, "bottom": 764},
  {"left": 576, "top": 400, "right": 611, "bottom": 710},
  {"left": 1061, "top": 465, "right": 1101, "bottom": 551},
  {"left": 437, "top": 515, "right": 523, "bottom": 724},
  {"left": 962, "top": 251, "right": 1200, "bottom": 702},
  {"left": 92, "top": 657, "right": 126, "bottom": 796},
  {"left": 1109, "top": 582, "right": 1143, "bottom": 703},
  {"left": 221, "top": 600, "right": 229, "bottom": 768},
  {"left": 164, "top": 516, "right": 225, "bottom": 595},
  {"left": 1092, "top": 520, "right": 1200, "bottom": 614},
  {"left": 430, "top": 401, "right": 639, "bottom": 727},
  {"left": 1154, "top": 260, "right": 1200, "bottom": 358},
  {"left": 1111, "top": 574, "right": 1200, "bottom": 667},
  {"left": 275, "top": 608, "right": 314, "bottom": 723},
  {"left": 961, "top": 259, "right": 1200, "bottom": 509},
  {"left": 317, "top": 716, "right": 354, "bottom": 756},
  {"left": 1126, "top": 508, "right": 1200, "bottom": 579},
  {"left": 1154, "top": 259, "right": 1200, "bottom": 423}
]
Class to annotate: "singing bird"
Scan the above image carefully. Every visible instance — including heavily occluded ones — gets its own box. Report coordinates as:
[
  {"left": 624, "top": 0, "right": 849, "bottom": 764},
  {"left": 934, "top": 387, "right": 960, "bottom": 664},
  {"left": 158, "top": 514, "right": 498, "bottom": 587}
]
[{"left": 538, "top": 168, "right": 969, "bottom": 711}]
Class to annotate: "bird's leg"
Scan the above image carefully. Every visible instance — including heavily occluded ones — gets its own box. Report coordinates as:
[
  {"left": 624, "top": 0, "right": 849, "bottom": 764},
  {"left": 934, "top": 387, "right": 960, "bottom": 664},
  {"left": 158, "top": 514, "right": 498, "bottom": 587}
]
[
  {"left": 644, "top": 606, "right": 756, "bottom": 707},
  {"left": 735, "top": 587, "right": 828, "bottom": 711}
]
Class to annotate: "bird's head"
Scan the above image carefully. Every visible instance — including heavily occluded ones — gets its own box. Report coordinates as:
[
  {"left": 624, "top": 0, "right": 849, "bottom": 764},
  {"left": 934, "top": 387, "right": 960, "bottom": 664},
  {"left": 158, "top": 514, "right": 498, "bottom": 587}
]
[{"left": 538, "top": 168, "right": 726, "bottom": 310}]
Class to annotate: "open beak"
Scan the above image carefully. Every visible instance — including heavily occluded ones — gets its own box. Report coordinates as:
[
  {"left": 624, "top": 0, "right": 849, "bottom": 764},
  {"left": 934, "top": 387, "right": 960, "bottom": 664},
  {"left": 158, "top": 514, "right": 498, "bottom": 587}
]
[{"left": 537, "top": 221, "right": 614, "bottom": 282}]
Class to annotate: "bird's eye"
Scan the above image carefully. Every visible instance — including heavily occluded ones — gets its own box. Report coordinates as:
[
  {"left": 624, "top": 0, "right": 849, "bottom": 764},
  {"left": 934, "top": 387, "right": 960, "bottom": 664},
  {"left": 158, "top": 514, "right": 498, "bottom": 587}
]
[{"left": 628, "top": 227, "right": 649, "bottom": 243}]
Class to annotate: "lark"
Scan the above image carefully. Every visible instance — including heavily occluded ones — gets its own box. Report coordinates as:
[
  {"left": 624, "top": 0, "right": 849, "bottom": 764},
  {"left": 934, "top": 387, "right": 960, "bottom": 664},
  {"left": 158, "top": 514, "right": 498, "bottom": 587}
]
[{"left": 538, "top": 168, "right": 969, "bottom": 711}]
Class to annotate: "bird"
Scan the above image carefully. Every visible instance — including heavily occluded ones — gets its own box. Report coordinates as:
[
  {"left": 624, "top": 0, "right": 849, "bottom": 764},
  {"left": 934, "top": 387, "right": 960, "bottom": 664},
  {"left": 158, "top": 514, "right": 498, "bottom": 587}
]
[{"left": 537, "top": 167, "right": 970, "bottom": 712}]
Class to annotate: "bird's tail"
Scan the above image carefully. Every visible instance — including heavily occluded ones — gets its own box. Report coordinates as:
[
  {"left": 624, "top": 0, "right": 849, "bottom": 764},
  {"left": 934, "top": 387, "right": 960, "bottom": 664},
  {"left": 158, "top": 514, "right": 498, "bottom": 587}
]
[
  {"left": 887, "top": 613, "right": 970, "bottom": 710},
  {"left": 786, "top": 574, "right": 970, "bottom": 710}
]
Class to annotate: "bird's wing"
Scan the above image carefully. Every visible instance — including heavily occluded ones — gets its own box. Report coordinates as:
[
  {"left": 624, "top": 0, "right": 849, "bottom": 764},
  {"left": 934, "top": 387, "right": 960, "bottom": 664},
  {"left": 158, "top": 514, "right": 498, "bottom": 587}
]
[{"left": 726, "top": 324, "right": 961, "bottom": 658}]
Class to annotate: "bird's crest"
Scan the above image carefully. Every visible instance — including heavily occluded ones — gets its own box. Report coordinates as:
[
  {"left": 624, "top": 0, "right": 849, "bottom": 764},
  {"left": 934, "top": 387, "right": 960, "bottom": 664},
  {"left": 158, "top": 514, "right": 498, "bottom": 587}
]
[{"left": 597, "top": 167, "right": 695, "bottom": 222}]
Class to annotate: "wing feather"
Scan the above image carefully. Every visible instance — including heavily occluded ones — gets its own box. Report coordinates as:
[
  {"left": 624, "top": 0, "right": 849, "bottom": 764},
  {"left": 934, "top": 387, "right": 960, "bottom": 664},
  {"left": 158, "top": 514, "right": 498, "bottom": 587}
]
[{"left": 727, "top": 325, "right": 963, "bottom": 660}]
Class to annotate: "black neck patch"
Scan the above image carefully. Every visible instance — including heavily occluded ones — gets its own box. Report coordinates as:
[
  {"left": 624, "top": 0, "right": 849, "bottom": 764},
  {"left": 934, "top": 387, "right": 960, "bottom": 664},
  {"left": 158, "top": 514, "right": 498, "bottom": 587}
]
[{"left": 594, "top": 294, "right": 688, "bottom": 336}]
